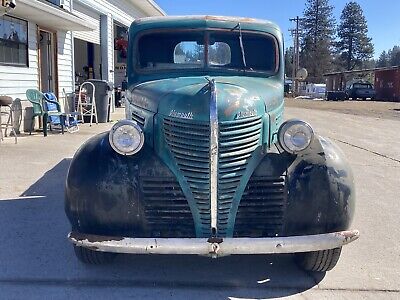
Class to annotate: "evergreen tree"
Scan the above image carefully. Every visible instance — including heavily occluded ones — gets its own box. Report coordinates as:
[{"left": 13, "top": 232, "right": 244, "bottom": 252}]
[
  {"left": 284, "top": 47, "right": 294, "bottom": 78},
  {"left": 336, "top": 1, "right": 374, "bottom": 70},
  {"left": 389, "top": 46, "right": 400, "bottom": 66},
  {"left": 376, "top": 51, "right": 389, "bottom": 68},
  {"left": 300, "top": 0, "right": 336, "bottom": 83}
]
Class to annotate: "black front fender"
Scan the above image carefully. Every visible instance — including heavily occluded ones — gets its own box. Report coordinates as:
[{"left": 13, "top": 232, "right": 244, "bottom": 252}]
[
  {"left": 283, "top": 136, "right": 355, "bottom": 236},
  {"left": 65, "top": 132, "right": 178, "bottom": 236}
]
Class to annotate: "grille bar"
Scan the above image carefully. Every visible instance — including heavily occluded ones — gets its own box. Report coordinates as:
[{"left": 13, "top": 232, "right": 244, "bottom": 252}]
[
  {"left": 141, "top": 177, "right": 196, "bottom": 237},
  {"left": 217, "top": 116, "right": 263, "bottom": 236},
  {"left": 132, "top": 111, "right": 145, "bottom": 127},
  {"left": 234, "top": 176, "right": 287, "bottom": 238},
  {"left": 163, "top": 117, "right": 211, "bottom": 236}
]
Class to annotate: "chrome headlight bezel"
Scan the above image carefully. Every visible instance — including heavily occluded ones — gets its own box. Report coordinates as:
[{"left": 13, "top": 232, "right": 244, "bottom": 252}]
[
  {"left": 278, "top": 119, "right": 314, "bottom": 154},
  {"left": 109, "top": 120, "right": 144, "bottom": 156}
]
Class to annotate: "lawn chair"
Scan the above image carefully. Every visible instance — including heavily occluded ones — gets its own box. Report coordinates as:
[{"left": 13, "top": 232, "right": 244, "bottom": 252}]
[
  {"left": 43, "top": 92, "right": 65, "bottom": 132},
  {"left": 26, "top": 89, "right": 65, "bottom": 137},
  {"left": 77, "top": 82, "right": 98, "bottom": 126}
]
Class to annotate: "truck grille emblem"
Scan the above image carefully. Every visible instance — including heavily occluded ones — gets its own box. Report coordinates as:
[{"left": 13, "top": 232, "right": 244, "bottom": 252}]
[
  {"left": 235, "top": 109, "right": 257, "bottom": 120},
  {"left": 169, "top": 110, "right": 194, "bottom": 120}
]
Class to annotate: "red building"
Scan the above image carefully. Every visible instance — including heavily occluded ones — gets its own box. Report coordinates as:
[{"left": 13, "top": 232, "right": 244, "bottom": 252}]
[{"left": 375, "top": 67, "right": 400, "bottom": 102}]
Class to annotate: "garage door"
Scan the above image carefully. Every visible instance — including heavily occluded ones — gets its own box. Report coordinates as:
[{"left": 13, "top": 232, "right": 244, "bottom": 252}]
[{"left": 73, "top": 3, "right": 101, "bottom": 45}]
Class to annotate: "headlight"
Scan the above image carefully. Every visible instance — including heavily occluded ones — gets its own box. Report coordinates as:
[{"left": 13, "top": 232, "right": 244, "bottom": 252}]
[
  {"left": 278, "top": 119, "right": 314, "bottom": 154},
  {"left": 109, "top": 120, "right": 144, "bottom": 155}
]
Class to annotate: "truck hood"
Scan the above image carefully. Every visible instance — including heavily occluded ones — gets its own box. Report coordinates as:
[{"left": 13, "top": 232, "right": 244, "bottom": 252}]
[{"left": 128, "top": 76, "right": 283, "bottom": 122}]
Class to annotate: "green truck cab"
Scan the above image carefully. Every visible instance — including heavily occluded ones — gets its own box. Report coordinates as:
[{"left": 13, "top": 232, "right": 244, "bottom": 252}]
[{"left": 65, "top": 16, "right": 358, "bottom": 272}]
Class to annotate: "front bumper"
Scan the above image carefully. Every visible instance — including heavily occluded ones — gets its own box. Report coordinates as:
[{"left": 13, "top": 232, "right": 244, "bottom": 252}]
[{"left": 68, "top": 230, "right": 359, "bottom": 258}]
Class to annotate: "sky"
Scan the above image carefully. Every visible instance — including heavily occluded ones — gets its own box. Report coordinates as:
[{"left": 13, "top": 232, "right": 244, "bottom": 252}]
[{"left": 155, "top": 0, "right": 400, "bottom": 58}]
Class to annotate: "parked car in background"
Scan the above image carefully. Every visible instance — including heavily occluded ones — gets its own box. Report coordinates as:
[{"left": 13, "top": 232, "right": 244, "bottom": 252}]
[
  {"left": 65, "top": 16, "right": 359, "bottom": 272},
  {"left": 346, "top": 82, "right": 376, "bottom": 100}
]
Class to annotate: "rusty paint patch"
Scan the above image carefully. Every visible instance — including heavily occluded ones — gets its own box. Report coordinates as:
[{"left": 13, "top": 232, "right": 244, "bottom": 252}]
[{"left": 69, "top": 232, "right": 124, "bottom": 243}]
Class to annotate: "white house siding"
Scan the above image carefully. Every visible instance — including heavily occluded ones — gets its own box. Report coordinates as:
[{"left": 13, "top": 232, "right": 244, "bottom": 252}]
[
  {"left": 57, "top": 30, "right": 74, "bottom": 95},
  {"left": 59, "top": 0, "right": 74, "bottom": 95},
  {"left": 76, "top": 0, "right": 147, "bottom": 27},
  {"left": 73, "top": 3, "right": 101, "bottom": 44},
  {"left": 100, "top": 14, "right": 114, "bottom": 83}
]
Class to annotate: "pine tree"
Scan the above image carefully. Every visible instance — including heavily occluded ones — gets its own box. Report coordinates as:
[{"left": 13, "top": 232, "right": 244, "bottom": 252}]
[
  {"left": 336, "top": 1, "right": 374, "bottom": 70},
  {"left": 389, "top": 46, "right": 400, "bottom": 66},
  {"left": 300, "top": 0, "right": 336, "bottom": 83},
  {"left": 376, "top": 51, "right": 389, "bottom": 68},
  {"left": 284, "top": 47, "right": 294, "bottom": 78}
]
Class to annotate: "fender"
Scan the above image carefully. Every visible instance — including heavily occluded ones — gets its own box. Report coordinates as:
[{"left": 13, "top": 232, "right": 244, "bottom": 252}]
[
  {"left": 283, "top": 136, "right": 355, "bottom": 236},
  {"left": 65, "top": 132, "right": 185, "bottom": 237}
]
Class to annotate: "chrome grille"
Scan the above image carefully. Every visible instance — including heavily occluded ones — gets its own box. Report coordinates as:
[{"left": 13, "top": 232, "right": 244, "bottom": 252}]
[
  {"left": 218, "top": 116, "right": 263, "bottom": 235},
  {"left": 163, "top": 117, "right": 211, "bottom": 235},
  {"left": 141, "top": 177, "right": 195, "bottom": 237},
  {"left": 234, "top": 176, "right": 287, "bottom": 237},
  {"left": 163, "top": 116, "right": 265, "bottom": 237}
]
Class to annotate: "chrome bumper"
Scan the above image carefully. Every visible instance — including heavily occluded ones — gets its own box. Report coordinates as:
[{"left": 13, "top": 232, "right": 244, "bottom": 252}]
[{"left": 68, "top": 230, "right": 359, "bottom": 258}]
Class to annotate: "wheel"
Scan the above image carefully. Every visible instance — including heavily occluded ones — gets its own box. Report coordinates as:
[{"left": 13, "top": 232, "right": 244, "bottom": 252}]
[
  {"left": 362, "top": 97, "right": 366, "bottom": 101},
  {"left": 73, "top": 245, "right": 116, "bottom": 264},
  {"left": 295, "top": 247, "right": 342, "bottom": 272}
]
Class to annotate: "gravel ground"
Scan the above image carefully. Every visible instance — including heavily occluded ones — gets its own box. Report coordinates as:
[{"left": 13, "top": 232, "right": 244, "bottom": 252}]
[{"left": 285, "top": 98, "right": 400, "bottom": 120}]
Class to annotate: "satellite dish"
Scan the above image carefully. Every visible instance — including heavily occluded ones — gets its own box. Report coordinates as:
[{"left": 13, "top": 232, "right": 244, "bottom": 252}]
[{"left": 296, "top": 68, "right": 308, "bottom": 81}]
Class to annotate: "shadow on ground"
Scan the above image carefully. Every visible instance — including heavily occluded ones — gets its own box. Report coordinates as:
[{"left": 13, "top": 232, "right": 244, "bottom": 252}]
[{"left": 0, "top": 159, "right": 324, "bottom": 299}]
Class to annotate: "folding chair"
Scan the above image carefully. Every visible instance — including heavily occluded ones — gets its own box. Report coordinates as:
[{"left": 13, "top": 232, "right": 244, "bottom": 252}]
[
  {"left": 77, "top": 82, "right": 98, "bottom": 126},
  {"left": 61, "top": 89, "right": 80, "bottom": 133}
]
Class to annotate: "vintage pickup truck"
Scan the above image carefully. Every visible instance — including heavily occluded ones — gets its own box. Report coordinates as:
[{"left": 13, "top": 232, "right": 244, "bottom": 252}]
[{"left": 65, "top": 16, "right": 359, "bottom": 271}]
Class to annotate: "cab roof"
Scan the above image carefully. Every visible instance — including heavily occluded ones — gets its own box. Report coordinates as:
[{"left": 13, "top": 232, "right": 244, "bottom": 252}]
[{"left": 130, "top": 15, "right": 281, "bottom": 35}]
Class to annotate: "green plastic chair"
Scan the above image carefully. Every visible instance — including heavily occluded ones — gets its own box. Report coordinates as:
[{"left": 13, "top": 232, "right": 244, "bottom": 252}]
[{"left": 26, "top": 89, "right": 65, "bottom": 136}]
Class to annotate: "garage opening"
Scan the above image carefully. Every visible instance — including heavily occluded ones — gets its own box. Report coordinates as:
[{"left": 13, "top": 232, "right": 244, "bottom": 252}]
[{"left": 74, "top": 38, "right": 101, "bottom": 89}]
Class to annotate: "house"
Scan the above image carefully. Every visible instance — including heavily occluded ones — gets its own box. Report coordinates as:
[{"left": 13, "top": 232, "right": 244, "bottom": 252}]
[{"left": 0, "top": 0, "right": 165, "bottom": 132}]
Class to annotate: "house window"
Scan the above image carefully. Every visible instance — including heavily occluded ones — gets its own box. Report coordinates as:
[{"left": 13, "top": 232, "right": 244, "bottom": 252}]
[
  {"left": 0, "top": 15, "right": 28, "bottom": 67},
  {"left": 45, "top": 0, "right": 60, "bottom": 5}
]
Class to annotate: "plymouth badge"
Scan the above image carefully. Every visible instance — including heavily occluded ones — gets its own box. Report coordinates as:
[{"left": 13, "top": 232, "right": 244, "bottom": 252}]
[
  {"left": 235, "top": 109, "right": 257, "bottom": 120},
  {"left": 169, "top": 110, "right": 194, "bottom": 120}
]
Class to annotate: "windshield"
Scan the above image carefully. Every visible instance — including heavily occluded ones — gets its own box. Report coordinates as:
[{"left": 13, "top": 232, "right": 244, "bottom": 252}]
[{"left": 136, "top": 30, "right": 277, "bottom": 73}]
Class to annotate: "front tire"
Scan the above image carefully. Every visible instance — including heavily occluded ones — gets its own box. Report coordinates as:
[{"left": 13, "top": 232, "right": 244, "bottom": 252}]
[
  {"left": 295, "top": 247, "right": 342, "bottom": 272},
  {"left": 74, "top": 245, "right": 116, "bottom": 264}
]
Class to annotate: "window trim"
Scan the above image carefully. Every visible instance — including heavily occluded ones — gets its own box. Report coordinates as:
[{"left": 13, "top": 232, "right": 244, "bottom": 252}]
[
  {"left": 133, "top": 28, "right": 280, "bottom": 77},
  {"left": 0, "top": 15, "right": 29, "bottom": 68}
]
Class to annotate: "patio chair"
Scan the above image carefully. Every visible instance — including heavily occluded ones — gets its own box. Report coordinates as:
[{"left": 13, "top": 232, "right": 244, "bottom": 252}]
[
  {"left": 77, "top": 82, "right": 98, "bottom": 126},
  {"left": 0, "top": 96, "right": 17, "bottom": 144},
  {"left": 26, "top": 89, "right": 65, "bottom": 137}
]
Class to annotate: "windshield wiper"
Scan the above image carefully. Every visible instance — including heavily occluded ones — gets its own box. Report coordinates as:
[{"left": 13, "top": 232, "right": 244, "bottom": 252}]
[{"left": 231, "top": 22, "right": 247, "bottom": 70}]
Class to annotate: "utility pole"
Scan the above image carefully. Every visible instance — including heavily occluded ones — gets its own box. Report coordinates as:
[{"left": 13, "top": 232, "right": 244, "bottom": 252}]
[{"left": 289, "top": 16, "right": 303, "bottom": 96}]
